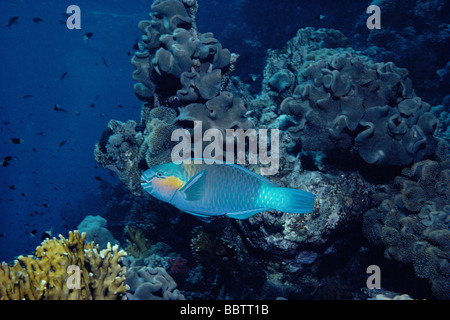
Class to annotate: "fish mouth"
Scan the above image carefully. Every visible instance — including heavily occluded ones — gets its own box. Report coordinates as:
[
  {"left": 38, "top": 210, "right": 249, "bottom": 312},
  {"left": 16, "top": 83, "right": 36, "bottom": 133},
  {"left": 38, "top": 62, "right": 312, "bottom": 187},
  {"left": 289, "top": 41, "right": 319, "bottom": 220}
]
[
  {"left": 141, "top": 180, "right": 153, "bottom": 191},
  {"left": 140, "top": 171, "right": 154, "bottom": 190}
]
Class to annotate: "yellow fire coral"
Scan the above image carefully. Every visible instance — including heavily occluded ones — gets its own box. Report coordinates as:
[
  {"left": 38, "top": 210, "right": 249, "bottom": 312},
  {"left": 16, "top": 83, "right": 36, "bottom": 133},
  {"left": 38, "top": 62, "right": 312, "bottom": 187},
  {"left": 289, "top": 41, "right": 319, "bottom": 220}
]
[
  {"left": 125, "top": 225, "right": 151, "bottom": 258},
  {"left": 0, "top": 230, "right": 128, "bottom": 300}
]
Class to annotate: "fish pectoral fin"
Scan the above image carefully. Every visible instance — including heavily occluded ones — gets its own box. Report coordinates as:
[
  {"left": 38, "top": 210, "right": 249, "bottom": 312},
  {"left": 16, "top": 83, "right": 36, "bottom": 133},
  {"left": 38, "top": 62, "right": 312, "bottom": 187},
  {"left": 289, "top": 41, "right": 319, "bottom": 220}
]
[
  {"left": 180, "top": 170, "right": 206, "bottom": 201},
  {"left": 226, "top": 208, "right": 270, "bottom": 220},
  {"left": 185, "top": 211, "right": 211, "bottom": 223}
]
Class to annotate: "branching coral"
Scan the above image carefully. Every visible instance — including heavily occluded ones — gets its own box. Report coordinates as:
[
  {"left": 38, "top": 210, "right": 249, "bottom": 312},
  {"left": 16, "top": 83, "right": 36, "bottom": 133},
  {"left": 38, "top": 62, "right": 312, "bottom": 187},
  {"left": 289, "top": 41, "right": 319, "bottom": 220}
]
[
  {"left": 125, "top": 225, "right": 152, "bottom": 258},
  {"left": 0, "top": 231, "right": 128, "bottom": 300}
]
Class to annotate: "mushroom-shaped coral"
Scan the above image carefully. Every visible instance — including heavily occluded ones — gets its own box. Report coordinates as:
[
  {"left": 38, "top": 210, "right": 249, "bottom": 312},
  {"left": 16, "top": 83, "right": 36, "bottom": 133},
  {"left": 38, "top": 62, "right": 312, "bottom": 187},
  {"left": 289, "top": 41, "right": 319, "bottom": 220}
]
[
  {"left": 77, "top": 215, "right": 119, "bottom": 249},
  {"left": 277, "top": 47, "right": 439, "bottom": 166},
  {"left": 363, "top": 150, "right": 450, "bottom": 299},
  {"left": 176, "top": 91, "right": 253, "bottom": 131},
  {"left": 131, "top": 0, "right": 234, "bottom": 103},
  {"left": 123, "top": 256, "right": 185, "bottom": 300}
]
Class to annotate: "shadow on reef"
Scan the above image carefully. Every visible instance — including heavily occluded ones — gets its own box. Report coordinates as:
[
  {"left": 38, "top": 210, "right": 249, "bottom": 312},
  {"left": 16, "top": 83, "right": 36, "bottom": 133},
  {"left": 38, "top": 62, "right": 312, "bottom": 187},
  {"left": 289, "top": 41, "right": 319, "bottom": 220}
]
[{"left": 299, "top": 150, "right": 404, "bottom": 186}]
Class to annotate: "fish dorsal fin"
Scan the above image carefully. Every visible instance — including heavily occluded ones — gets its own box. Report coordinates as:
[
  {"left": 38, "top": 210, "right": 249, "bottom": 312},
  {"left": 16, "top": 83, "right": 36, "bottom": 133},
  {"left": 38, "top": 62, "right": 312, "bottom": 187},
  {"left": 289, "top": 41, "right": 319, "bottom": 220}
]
[
  {"left": 180, "top": 170, "right": 206, "bottom": 201},
  {"left": 189, "top": 158, "right": 277, "bottom": 187},
  {"left": 223, "top": 163, "right": 277, "bottom": 187}
]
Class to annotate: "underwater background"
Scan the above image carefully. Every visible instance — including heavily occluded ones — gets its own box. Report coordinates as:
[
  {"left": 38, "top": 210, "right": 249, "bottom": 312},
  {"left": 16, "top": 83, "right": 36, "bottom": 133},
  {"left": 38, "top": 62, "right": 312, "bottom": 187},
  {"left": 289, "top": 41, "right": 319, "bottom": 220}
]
[{"left": 0, "top": 0, "right": 448, "bottom": 300}]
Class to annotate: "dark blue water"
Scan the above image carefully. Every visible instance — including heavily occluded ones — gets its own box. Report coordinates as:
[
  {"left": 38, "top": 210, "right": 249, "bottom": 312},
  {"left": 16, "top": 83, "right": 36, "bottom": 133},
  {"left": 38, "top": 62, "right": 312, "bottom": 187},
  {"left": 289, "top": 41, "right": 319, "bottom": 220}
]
[{"left": 0, "top": 0, "right": 146, "bottom": 260}]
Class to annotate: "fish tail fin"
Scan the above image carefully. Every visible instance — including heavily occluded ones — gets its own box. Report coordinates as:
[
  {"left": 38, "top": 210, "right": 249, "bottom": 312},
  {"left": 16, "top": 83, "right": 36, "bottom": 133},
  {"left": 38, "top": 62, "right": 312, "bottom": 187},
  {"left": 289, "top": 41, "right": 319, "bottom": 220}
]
[{"left": 273, "top": 187, "right": 316, "bottom": 214}]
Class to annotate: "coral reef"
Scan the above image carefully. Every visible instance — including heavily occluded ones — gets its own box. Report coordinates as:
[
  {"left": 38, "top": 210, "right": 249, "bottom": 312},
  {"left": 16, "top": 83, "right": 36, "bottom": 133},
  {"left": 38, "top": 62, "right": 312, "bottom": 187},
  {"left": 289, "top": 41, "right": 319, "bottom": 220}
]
[
  {"left": 77, "top": 215, "right": 119, "bottom": 249},
  {"left": 95, "top": 0, "right": 253, "bottom": 195},
  {"left": 123, "top": 256, "right": 185, "bottom": 300},
  {"left": 132, "top": 0, "right": 235, "bottom": 103},
  {"left": 90, "top": 0, "right": 447, "bottom": 300},
  {"left": 363, "top": 147, "right": 450, "bottom": 299},
  {"left": 168, "top": 256, "right": 190, "bottom": 282},
  {"left": 95, "top": 119, "right": 145, "bottom": 195},
  {"left": 0, "top": 231, "right": 127, "bottom": 300},
  {"left": 432, "top": 104, "right": 450, "bottom": 143},
  {"left": 362, "top": 288, "right": 414, "bottom": 300},
  {"left": 94, "top": 107, "right": 178, "bottom": 195},
  {"left": 125, "top": 225, "right": 152, "bottom": 258},
  {"left": 176, "top": 91, "right": 253, "bottom": 131},
  {"left": 254, "top": 28, "right": 439, "bottom": 166},
  {"left": 359, "top": 0, "right": 450, "bottom": 105}
]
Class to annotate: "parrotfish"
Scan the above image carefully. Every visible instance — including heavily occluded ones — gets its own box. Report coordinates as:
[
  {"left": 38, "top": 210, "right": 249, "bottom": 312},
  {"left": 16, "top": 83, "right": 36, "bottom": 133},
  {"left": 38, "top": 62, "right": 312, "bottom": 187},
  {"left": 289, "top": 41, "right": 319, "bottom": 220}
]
[{"left": 140, "top": 159, "right": 315, "bottom": 220}]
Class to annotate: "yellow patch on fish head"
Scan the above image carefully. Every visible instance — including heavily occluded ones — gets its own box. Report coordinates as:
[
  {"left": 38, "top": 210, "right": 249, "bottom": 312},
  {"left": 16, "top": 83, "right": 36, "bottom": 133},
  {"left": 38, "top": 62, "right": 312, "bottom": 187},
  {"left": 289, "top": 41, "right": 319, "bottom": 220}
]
[
  {"left": 150, "top": 174, "right": 185, "bottom": 202},
  {"left": 156, "top": 175, "right": 185, "bottom": 192}
]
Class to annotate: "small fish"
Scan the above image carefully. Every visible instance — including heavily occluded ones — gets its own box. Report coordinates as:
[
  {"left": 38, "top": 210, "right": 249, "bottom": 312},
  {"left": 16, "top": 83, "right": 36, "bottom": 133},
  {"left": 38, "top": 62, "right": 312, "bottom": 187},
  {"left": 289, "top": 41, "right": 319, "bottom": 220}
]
[
  {"left": 83, "top": 32, "right": 93, "bottom": 40},
  {"left": 9, "top": 185, "right": 15, "bottom": 190},
  {"left": 60, "top": 71, "right": 68, "bottom": 80},
  {"left": 7, "top": 16, "right": 19, "bottom": 28},
  {"left": 58, "top": 140, "right": 67, "bottom": 147},
  {"left": 10, "top": 138, "right": 23, "bottom": 144},
  {"left": 23, "top": 94, "right": 33, "bottom": 99},
  {"left": 41, "top": 228, "right": 52, "bottom": 241},
  {"left": 102, "top": 57, "right": 108, "bottom": 67},
  {"left": 54, "top": 104, "right": 67, "bottom": 112},
  {"left": 32, "top": 17, "right": 43, "bottom": 24},
  {"left": 3, "top": 156, "right": 13, "bottom": 162},
  {"left": 89, "top": 103, "right": 96, "bottom": 108},
  {"left": 1, "top": 160, "right": 10, "bottom": 167},
  {"left": 94, "top": 175, "right": 104, "bottom": 182},
  {"left": 141, "top": 159, "right": 315, "bottom": 220},
  {"left": 315, "top": 14, "right": 326, "bottom": 20},
  {"left": 117, "top": 103, "right": 124, "bottom": 108},
  {"left": 30, "top": 229, "right": 37, "bottom": 237}
]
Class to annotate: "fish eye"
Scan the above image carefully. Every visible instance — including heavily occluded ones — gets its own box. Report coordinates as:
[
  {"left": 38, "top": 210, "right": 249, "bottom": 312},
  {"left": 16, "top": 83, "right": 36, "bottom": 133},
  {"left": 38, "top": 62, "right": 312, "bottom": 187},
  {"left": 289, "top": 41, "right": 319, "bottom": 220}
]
[{"left": 156, "top": 172, "right": 162, "bottom": 177}]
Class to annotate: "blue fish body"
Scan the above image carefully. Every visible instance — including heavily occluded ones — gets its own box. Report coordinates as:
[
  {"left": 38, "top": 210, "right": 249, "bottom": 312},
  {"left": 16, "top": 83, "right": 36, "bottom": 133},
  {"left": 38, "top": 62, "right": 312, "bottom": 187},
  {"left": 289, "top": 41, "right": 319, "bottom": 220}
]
[{"left": 141, "top": 159, "right": 315, "bottom": 220}]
